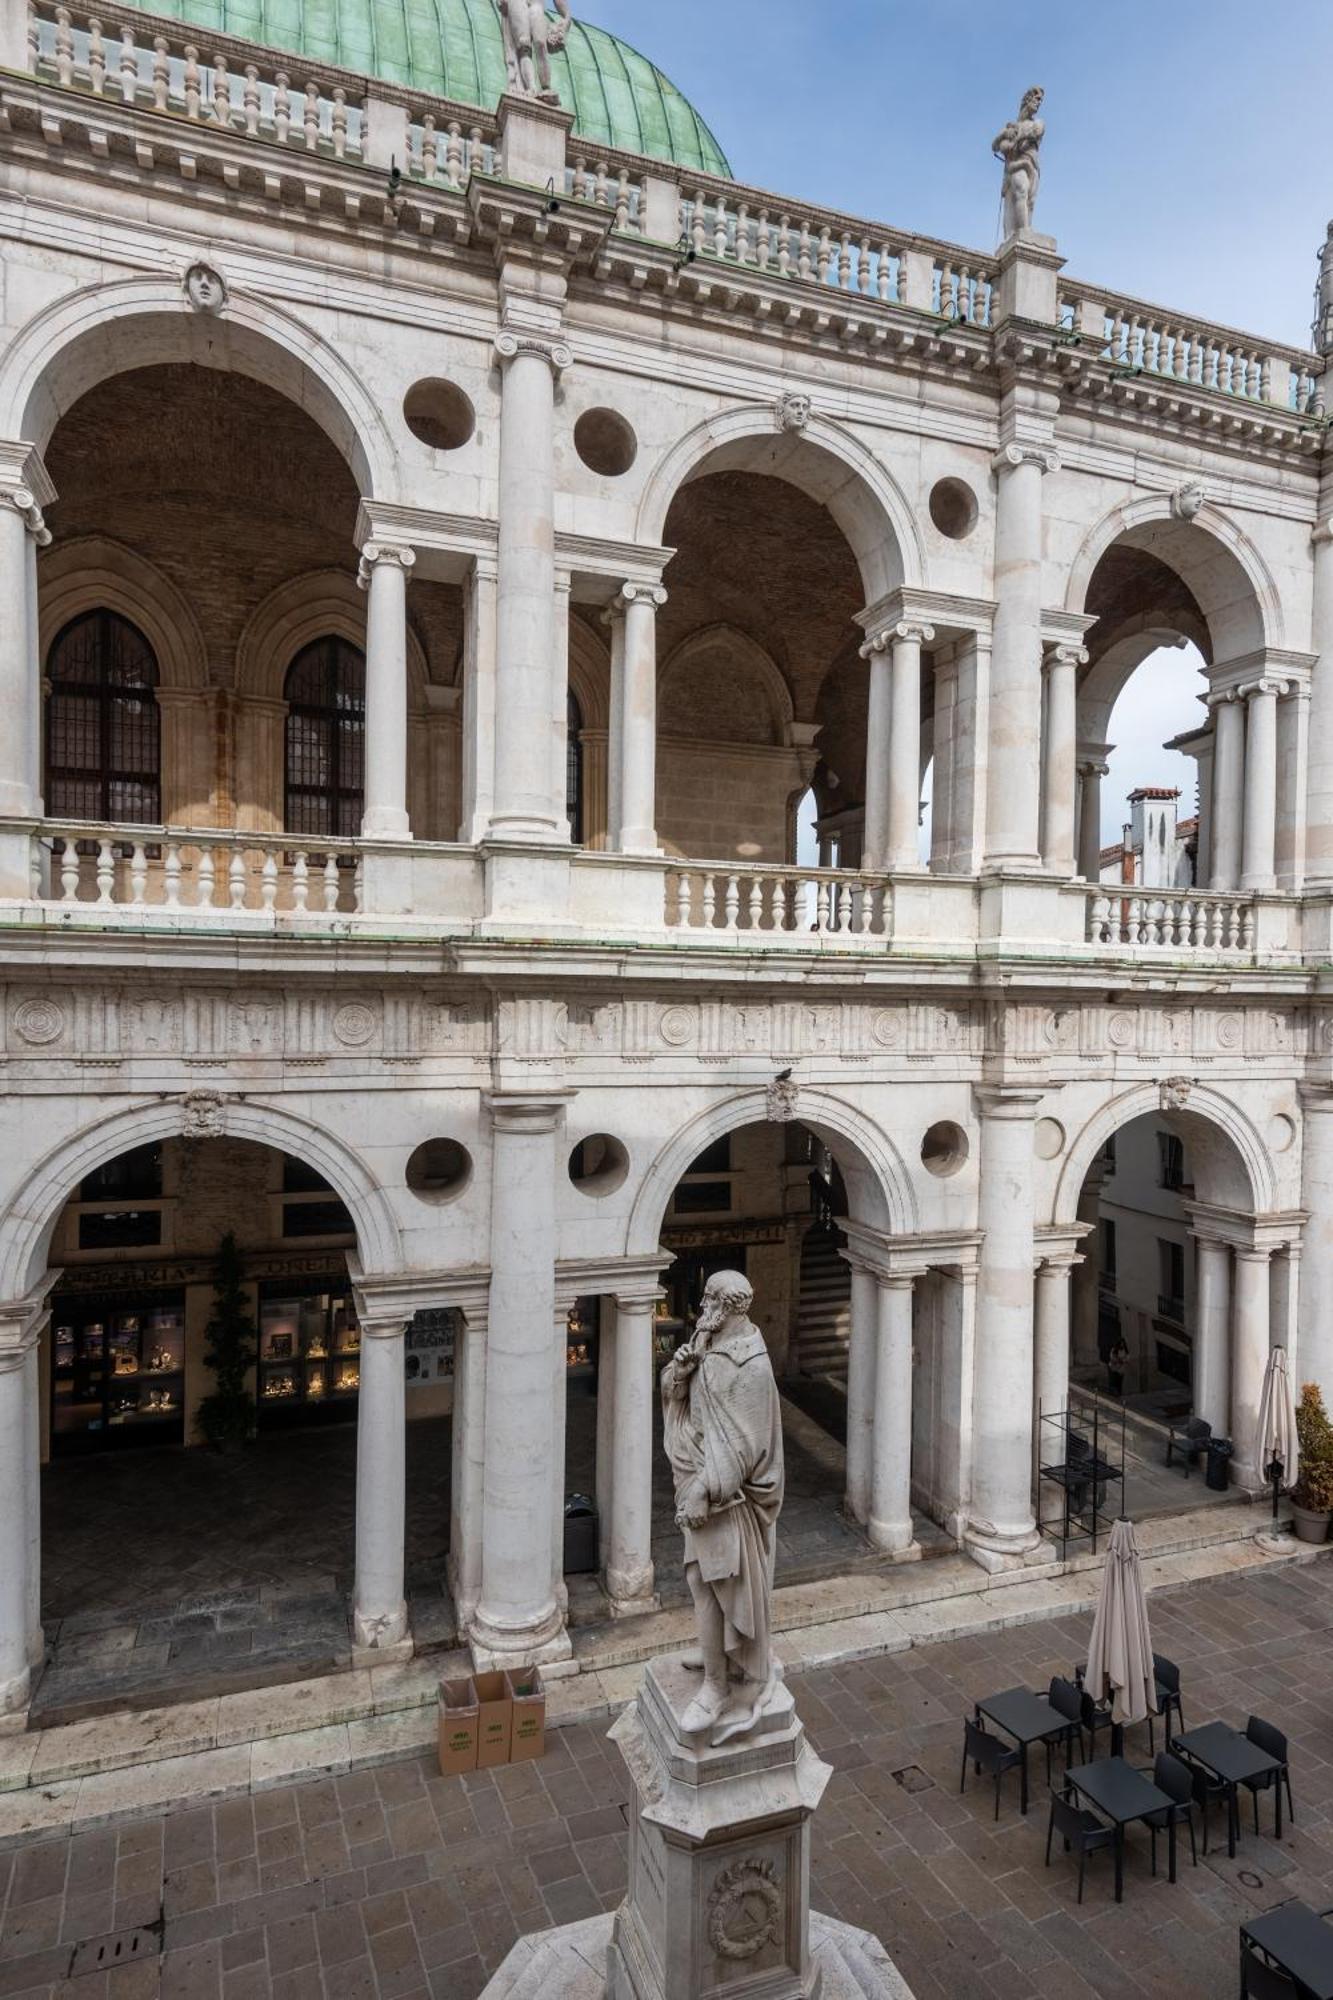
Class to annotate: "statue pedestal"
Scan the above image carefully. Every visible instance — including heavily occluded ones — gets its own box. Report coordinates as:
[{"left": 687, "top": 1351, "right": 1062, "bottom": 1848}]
[{"left": 480, "top": 1655, "right": 911, "bottom": 1998}]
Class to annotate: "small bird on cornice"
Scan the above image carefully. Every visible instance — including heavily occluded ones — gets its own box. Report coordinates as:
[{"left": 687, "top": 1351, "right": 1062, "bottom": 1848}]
[{"left": 774, "top": 1067, "right": 794, "bottom": 1083}]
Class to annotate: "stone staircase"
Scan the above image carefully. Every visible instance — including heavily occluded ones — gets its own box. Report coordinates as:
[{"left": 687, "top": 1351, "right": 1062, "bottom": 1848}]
[{"left": 797, "top": 1226, "right": 851, "bottom": 1378}]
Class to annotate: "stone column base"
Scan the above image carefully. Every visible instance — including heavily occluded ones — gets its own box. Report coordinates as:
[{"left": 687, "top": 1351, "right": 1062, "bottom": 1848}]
[
  {"left": 479, "top": 1910, "right": 914, "bottom": 1998},
  {"left": 467, "top": 1614, "right": 573, "bottom": 1678},
  {"left": 962, "top": 1525, "right": 1055, "bottom": 1574},
  {"left": 607, "top": 1592, "right": 662, "bottom": 1621}
]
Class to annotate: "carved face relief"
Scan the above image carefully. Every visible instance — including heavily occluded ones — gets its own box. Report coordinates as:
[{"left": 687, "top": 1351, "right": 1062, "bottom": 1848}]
[
  {"left": 184, "top": 262, "right": 227, "bottom": 313},
  {"left": 774, "top": 391, "right": 811, "bottom": 434}
]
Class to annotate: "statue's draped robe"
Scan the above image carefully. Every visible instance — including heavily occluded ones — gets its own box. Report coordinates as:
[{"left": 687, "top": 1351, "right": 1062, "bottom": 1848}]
[{"left": 662, "top": 1320, "right": 784, "bottom": 1681}]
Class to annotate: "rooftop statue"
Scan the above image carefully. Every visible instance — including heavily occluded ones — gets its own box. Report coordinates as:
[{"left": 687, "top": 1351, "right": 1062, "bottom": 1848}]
[
  {"left": 992, "top": 86, "right": 1045, "bottom": 237},
  {"left": 495, "top": 0, "right": 572, "bottom": 103},
  {"left": 661, "top": 1269, "right": 784, "bottom": 1745}
]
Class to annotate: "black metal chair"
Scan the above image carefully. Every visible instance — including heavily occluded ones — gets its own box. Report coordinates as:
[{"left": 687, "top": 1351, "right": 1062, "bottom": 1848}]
[
  {"left": 1166, "top": 1415, "right": 1210, "bottom": 1476},
  {"left": 1175, "top": 1749, "right": 1229, "bottom": 1855},
  {"left": 1043, "top": 1677, "right": 1084, "bottom": 1781},
  {"left": 1147, "top": 1652, "right": 1184, "bottom": 1754},
  {"left": 1241, "top": 1716, "right": 1294, "bottom": 1833},
  {"left": 1140, "top": 1752, "right": 1198, "bottom": 1872},
  {"left": 1080, "top": 1685, "right": 1115, "bottom": 1762},
  {"left": 959, "top": 1719, "right": 1021, "bottom": 1821},
  {"left": 1240, "top": 1942, "right": 1300, "bottom": 1999},
  {"left": 1044, "top": 1789, "right": 1116, "bottom": 1904}
]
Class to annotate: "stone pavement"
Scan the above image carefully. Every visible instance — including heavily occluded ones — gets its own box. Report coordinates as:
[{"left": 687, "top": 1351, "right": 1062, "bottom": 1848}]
[{"left": 3, "top": 1559, "right": 1332, "bottom": 1999}]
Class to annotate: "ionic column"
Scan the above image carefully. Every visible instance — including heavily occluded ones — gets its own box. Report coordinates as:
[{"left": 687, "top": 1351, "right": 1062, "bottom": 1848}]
[
  {"left": 0, "top": 486, "right": 50, "bottom": 818},
  {"left": 357, "top": 541, "right": 415, "bottom": 839},
  {"left": 351, "top": 1313, "right": 409, "bottom": 1649},
  {"left": 1040, "top": 645, "right": 1085, "bottom": 877},
  {"left": 984, "top": 442, "right": 1056, "bottom": 869},
  {"left": 1034, "top": 1256, "right": 1075, "bottom": 1443},
  {"left": 0, "top": 1297, "right": 44, "bottom": 1716},
  {"left": 888, "top": 620, "right": 932, "bottom": 871},
  {"left": 860, "top": 632, "right": 892, "bottom": 873},
  {"left": 550, "top": 572, "right": 573, "bottom": 841},
  {"left": 470, "top": 1094, "right": 569, "bottom": 1666},
  {"left": 1240, "top": 677, "right": 1280, "bottom": 892},
  {"left": 868, "top": 1272, "right": 920, "bottom": 1558},
  {"left": 1075, "top": 760, "right": 1107, "bottom": 882},
  {"left": 930, "top": 655, "right": 958, "bottom": 873},
  {"left": 1299, "top": 1086, "right": 1333, "bottom": 1408},
  {"left": 1305, "top": 517, "right": 1333, "bottom": 883},
  {"left": 614, "top": 583, "right": 667, "bottom": 856},
  {"left": 606, "top": 1295, "right": 659, "bottom": 1614},
  {"left": 1070, "top": 1173, "right": 1103, "bottom": 1369},
  {"left": 490, "top": 329, "right": 571, "bottom": 842},
  {"left": 596, "top": 1303, "right": 617, "bottom": 1571},
  {"left": 843, "top": 1261, "right": 876, "bottom": 1524},
  {"left": 460, "top": 557, "right": 498, "bottom": 842},
  {"left": 1231, "top": 1247, "right": 1273, "bottom": 1489},
  {"left": 1276, "top": 681, "right": 1310, "bottom": 892},
  {"left": 551, "top": 1294, "right": 574, "bottom": 1612},
  {"left": 447, "top": 1306, "right": 487, "bottom": 1631},
  {"left": 1192, "top": 1235, "right": 1232, "bottom": 1433},
  {"left": 967, "top": 1088, "right": 1043, "bottom": 1565},
  {"left": 1210, "top": 692, "right": 1245, "bottom": 891}
]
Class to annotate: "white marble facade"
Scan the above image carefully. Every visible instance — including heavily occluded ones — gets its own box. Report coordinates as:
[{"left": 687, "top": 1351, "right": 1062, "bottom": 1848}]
[{"left": 0, "top": 0, "right": 1330, "bottom": 1717}]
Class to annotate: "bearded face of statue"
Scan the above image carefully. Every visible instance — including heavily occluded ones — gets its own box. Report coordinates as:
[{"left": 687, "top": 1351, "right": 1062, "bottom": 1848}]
[{"left": 695, "top": 1271, "right": 753, "bottom": 1335}]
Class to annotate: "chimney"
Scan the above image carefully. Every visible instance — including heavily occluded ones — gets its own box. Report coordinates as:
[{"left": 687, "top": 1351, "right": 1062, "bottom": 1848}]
[{"left": 1128, "top": 788, "right": 1179, "bottom": 889}]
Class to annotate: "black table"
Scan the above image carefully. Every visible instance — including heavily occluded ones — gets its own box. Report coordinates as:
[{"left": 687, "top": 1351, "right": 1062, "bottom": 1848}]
[
  {"left": 1241, "top": 1901, "right": 1333, "bottom": 1999},
  {"left": 1173, "top": 1722, "right": 1284, "bottom": 1856},
  {"left": 1065, "top": 1755, "right": 1174, "bottom": 1902},
  {"left": 974, "top": 1687, "right": 1069, "bottom": 1814}
]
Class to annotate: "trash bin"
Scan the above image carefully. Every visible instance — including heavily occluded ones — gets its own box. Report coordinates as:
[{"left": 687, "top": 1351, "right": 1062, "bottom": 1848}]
[
  {"left": 1205, "top": 1438, "right": 1234, "bottom": 1491},
  {"left": 563, "top": 1492, "right": 599, "bottom": 1574}
]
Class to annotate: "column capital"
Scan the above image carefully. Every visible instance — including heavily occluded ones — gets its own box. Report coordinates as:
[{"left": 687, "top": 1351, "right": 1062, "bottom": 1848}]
[
  {"left": 615, "top": 581, "right": 668, "bottom": 614},
  {"left": 0, "top": 489, "right": 51, "bottom": 547},
  {"left": 357, "top": 541, "right": 416, "bottom": 589},
  {"left": 357, "top": 1315, "right": 409, "bottom": 1343},
  {"left": 613, "top": 1291, "right": 663, "bottom": 1317},
  {"left": 1044, "top": 641, "right": 1089, "bottom": 673},
  {"left": 0, "top": 441, "right": 56, "bottom": 511},
  {"left": 1075, "top": 756, "right": 1110, "bottom": 779},
  {"left": 1234, "top": 1245, "right": 1275, "bottom": 1267},
  {"left": 973, "top": 1085, "right": 1045, "bottom": 1120},
  {"left": 992, "top": 441, "right": 1060, "bottom": 476},
  {"left": 1236, "top": 674, "right": 1290, "bottom": 702},
  {"left": 493, "top": 326, "right": 573, "bottom": 375},
  {"left": 485, "top": 1090, "right": 573, "bottom": 1135},
  {"left": 860, "top": 617, "right": 935, "bottom": 658}
]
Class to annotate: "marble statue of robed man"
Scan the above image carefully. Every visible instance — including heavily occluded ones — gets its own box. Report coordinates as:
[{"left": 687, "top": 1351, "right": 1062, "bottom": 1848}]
[
  {"left": 662, "top": 1270, "right": 784, "bottom": 1745},
  {"left": 494, "top": 0, "right": 571, "bottom": 101}
]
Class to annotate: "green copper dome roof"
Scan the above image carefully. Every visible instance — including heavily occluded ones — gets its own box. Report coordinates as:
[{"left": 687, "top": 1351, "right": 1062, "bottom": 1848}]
[{"left": 128, "top": 0, "right": 732, "bottom": 177}]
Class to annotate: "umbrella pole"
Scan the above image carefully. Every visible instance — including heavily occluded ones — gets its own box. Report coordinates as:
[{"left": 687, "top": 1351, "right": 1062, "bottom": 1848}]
[{"left": 1266, "top": 1452, "right": 1284, "bottom": 1524}]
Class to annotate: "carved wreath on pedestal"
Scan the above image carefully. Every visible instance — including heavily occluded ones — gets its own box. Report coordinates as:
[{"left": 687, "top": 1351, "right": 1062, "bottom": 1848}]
[{"left": 706, "top": 1857, "right": 783, "bottom": 1962}]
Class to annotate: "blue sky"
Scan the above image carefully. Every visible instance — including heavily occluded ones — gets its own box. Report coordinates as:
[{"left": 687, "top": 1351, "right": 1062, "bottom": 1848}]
[{"left": 578, "top": 1, "right": 1332, "bottom": 843}]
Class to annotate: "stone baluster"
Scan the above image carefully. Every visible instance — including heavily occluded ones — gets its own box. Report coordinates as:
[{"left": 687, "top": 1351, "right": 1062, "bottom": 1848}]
[
  {"left": 118, "top": 26, "right": 137, "bottom": 102},
  {"left": 1240, "top": 676, "right": 1281, "bottom": 892},
  {"left": 0, "top": 482, "right": 51, "bottom": 818},
  {"left": 967, "top": 1088, "right": 1044, "bottom": 1568},
  {"left": 273, "top": 70, "right": 290, "bottom": 142},
  {"left": 183, "top": 43, "right": 200, "bottom": 117},
  {"left": 356, "top": 540, "right": 415, "bottom": 840},
  {"left": 470, "top": 1096, "right": 570, "bottom": 1669},
  {"left": 351, "top": 1311, "right": 409, "bottom": 1651},
  {"left": 1040, "top": 643, "right": 1086, "bottom": 877},
  {"left": 243, "top": 63, "right": 259, "bottom": 135},
  {"left": 984, "top": 439, "right": 1056, "bottom": 868},
  {"left": 86, "top": 16, "right": 104, "bottom": 91},
  {"left": 151, "top": 36, "right": 169, "bottom": 109},
  {"left": 209, "top": 52, "right": 230, "bottom": 125},
  {"left": 489, "top": 329, "right": 571, "bottom": 841},
  {"left": 303, "top": 80, "right": 319, "bottom": 149},
  {"left": 53, "top": 5, "right": 71, "bottom": 83}
]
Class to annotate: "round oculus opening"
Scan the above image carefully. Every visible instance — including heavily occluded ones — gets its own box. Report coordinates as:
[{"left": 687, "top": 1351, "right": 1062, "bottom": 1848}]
[
  {"left": 568, "top": 1132, "right": 630, "bottom": 1196},
  {"left": 574, "top": 407, "right": 638, "bottom": 478},
  {"left": 928, "top": 476, "right": 979, "bottom": 541},
  {"left": 405, "top": 1137, "right": 473, "bottom": 1203},
  {"left": 404, "top": 378, "right": 476, "bottom": 452},
  {"left": 921, "top": 1120, "right": 970, "bottom": 1179}
]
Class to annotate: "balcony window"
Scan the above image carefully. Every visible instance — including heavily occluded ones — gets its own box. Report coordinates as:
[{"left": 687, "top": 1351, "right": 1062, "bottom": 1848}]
[
  {"left": 567, "top": 689, "right": 584, "bottom": 844},
  {"left": 284, "top": 637, "right": 366, "bottom": 839},
  {"left": 45, "top": 610, "right": 161, "bottom": 824}
]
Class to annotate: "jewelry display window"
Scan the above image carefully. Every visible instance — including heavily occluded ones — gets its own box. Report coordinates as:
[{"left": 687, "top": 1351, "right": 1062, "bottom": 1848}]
[
  {"left": 51, "top": 1290, "right": 186, "bottom": 1453},
  {"left": 257, "top": 1277, "right": 359, "bottom": 1427}
]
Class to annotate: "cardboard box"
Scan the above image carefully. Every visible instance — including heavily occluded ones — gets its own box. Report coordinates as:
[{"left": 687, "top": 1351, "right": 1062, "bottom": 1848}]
[
  {"left": 437, "top": 1677, "right": 478, "bottom": 1777},
  {"left": 474, "top": 1670, "right": 512, "bottom": 1768},
  {"left": 505, "top": 1668, "right": 546, "bottom": 1764}
]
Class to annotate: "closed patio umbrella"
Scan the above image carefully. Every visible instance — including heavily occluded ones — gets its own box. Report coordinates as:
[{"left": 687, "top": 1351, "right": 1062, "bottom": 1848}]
[
  {"left": 1256, "top": 1344, "right": 1299, "bottom": 1515},
  {"left": 1085, "top": 1517, "right": 1155, "bottom": 1733}
]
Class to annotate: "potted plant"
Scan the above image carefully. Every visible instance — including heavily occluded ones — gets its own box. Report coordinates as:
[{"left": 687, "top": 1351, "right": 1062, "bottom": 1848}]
[
  {"left": 195, "top": 1232, "right": 258, "bottom": 1452},
  {"left": 1290, "top": 1383, "right": 1333, "bottom": 1543}
]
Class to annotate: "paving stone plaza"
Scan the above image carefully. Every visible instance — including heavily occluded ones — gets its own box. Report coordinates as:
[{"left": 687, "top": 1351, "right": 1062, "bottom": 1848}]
[{"left": 1, "top": 1559, "right": 1331, "bottom": 1999}]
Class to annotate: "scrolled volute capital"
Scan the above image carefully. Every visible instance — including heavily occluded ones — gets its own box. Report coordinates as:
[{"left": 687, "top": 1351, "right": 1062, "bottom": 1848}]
[
  {"left": 616, "top": 580, "right": 668, "bottom": 613},
  {"left": 357, "top": 541, "right": 417, "bottom": 590},
  {"left": 891, "top": 618, "right": 936, "bottom": 648},
  {"left": 1045, "top": 641, "right": 1089, "bottom": 673},
  {"left": 493, "top": 327, "right": 573, "bottom": 376},
  {"left": 992, "top": 441, "right": 1060, "bottom": 476},
  {"left": 0, "top": 486, "right": 51, "bottom": 545},
  {"left": 1237, "top": 673, "right": 1291, "bottom": 701}
]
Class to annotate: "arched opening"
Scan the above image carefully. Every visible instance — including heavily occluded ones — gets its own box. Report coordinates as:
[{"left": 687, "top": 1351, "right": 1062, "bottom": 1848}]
[
  {"left": 44, "top": 608, "right": 161, "bottom": 824},
  {"left": 283, "top": 635, "right": 367, "bottom": 837},
  {"left": 26, "top": 1125, "right": 452, "bottom": 1720},
  {"left": 1060, "top": 1093, "right": 1290, "bottom": 1517},
  {"left": 1069, "top": 512, "right": 1281, "bottom": 892}
]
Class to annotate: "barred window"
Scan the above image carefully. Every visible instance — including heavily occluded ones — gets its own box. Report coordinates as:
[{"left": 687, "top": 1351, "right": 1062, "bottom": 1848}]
[
  {"left": 45, "top": 611, "right": 161, "bottom": 824},
  {"left": 283, "top": 638, "right": 365, "bottom": 839},
  {"left": 566, "top": 688, "right": 584, "bottom": 844}
]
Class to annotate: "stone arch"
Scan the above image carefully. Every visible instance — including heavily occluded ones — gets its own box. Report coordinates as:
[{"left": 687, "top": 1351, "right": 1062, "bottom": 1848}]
[
  {"left": 234, "top": 569, "right": 430, "bottom": 710},
  {"left": 625, "top": 1086, "right": 919, "bottom": 1258},
  {"left": 1077, "top": 623, "right": 1202, "bottom": 746},
  {"left": 1, "top": 277, "right": 395, "bottom": 501},
  {"left": 1064, "top": 495, "right": 1281, "bottom": 660},
  {"left": 37, "top": 536, "right": 209, "bottom": 694},
  {"left": 637, "top": 405, "right": 924, "bottom": 603},
  {"left": 1052, "top": 1081, "right": 1276, "bottom": 1230},
  {"left": 567, "top": 615, "right": 609, "bottom": 733},
  {"left": 0, "top": 1096, "right": 402, "bottom": 1299},
  {"left": 659, "top": 625, "right": 794, "bottom": 748}
]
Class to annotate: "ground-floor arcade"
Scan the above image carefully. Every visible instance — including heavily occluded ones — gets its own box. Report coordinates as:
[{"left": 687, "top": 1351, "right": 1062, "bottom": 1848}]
[{"left": 0, "top": 1035, "right": 1315, "bottom": 1724}]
